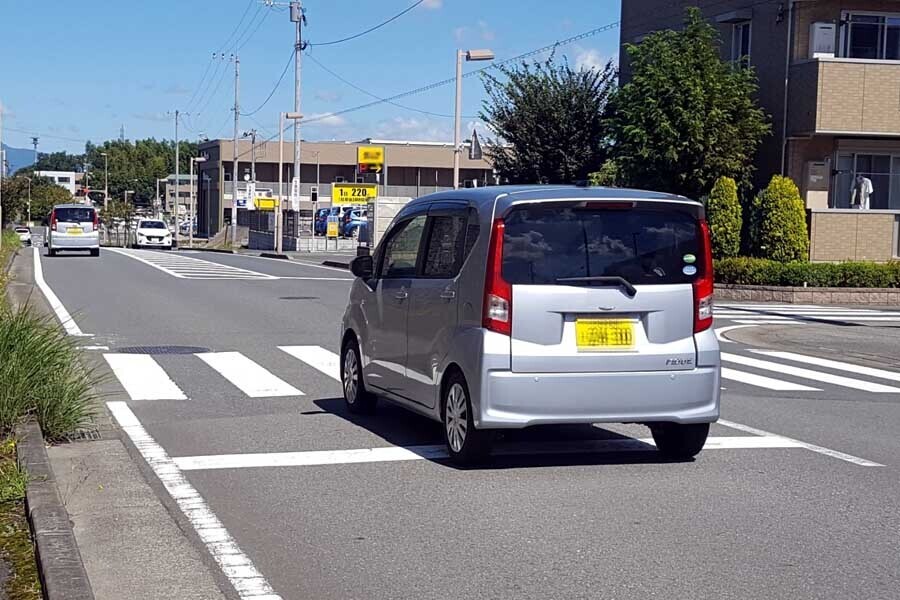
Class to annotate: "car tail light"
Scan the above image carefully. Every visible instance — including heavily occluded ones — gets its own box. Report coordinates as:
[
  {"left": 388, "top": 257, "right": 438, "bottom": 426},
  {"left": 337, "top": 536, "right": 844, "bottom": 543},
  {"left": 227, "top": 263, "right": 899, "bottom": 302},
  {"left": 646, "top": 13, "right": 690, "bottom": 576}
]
[
  {"left": 50, "top": 210, "right": 58, "bottom": 229},
  {"left": 693, "top": 219, "right": 714, "bottom": 333},
  {"left": 483, "top": 218, "right": 511, "bottom": 336},
  {"left": 93, "top": 210, "right": 99, "bottom": 231}
]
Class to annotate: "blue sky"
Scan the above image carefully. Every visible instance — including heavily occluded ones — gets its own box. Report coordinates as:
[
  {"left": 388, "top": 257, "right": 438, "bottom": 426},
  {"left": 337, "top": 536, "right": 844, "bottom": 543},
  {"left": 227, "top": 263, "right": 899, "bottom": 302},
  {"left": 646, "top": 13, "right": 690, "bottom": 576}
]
[{"left": 0, "top": 0, "right": 621, "bottom": 154}]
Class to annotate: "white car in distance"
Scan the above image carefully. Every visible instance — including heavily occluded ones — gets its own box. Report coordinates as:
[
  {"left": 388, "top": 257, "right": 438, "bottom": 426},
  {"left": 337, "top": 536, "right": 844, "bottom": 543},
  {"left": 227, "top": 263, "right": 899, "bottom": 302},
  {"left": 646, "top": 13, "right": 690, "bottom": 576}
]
[{"left": 133, "top": 219, "right": 173, "bottom": 249}]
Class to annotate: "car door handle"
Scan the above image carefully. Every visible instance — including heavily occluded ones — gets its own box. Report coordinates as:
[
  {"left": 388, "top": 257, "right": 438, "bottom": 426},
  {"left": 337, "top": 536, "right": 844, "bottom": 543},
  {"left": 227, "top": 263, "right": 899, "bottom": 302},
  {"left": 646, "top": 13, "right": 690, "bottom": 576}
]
[
  {"left": 440, "top": 290, "right": 456, "bottom": 299},
  {"left": 394, "top": 291, "right": 408, "bottom": 300}
]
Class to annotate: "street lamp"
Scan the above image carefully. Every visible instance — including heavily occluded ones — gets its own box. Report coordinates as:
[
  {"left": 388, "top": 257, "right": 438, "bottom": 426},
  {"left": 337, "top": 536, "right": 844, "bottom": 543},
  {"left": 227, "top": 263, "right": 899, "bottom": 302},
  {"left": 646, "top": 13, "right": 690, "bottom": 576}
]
[
  {"left": 100, "top": 152, "right": 109, "bottom": 211},
  {"left": 277, "top": 111, "right": 302, "bottom": 255},
  {"left": 190, "top": 156, "right": 207, "bottom": 248},
  {"left": 23, "top": 176, "right": 31, "bottom": 224},
  {"left": 453, "top": 48, "right": 494, "bottom": 189},
  {"left": 156, "top": 178, "right": 168, "bottom": 220}
]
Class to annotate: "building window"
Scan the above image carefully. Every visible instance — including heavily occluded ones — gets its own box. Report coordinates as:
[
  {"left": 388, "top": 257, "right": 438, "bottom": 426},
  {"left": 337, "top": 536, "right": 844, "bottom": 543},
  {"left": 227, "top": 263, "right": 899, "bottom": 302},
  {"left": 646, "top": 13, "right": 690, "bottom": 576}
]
[
  {"left": 57, "top": 177, "right": 71, "bottom": 183},
  {"left": 833, "top": 153, "right": 900, "bottom": 209},
  {"left": 731, "top": 21, "right": 751, "bottom": 65},
  {"left": 840, "top": 12, "right": 900, "bottom": 60}
]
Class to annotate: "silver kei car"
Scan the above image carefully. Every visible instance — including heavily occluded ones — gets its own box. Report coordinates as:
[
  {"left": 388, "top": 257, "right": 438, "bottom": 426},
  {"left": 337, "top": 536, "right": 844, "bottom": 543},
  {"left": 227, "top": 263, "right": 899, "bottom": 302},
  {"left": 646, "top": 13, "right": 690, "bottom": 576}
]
[{"left": 340, "top": 185, "right": 721, "bottom": 465}]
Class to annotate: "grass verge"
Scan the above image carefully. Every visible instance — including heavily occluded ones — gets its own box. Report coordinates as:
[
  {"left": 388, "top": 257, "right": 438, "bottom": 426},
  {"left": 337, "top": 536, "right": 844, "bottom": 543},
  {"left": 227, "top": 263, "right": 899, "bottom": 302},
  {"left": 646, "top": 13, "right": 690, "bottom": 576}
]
[{"left": 0, "top": 437, "right": 41, "bottom": 600}]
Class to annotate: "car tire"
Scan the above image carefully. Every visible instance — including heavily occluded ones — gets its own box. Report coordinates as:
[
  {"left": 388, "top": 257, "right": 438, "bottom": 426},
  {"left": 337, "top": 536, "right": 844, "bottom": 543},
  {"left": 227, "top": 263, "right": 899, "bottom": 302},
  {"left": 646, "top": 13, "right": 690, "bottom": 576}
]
[
  {"left": 91, "top": 249, "right": 100, "bottom": 257},
  {"left": 341, "top": 338, "right": 377, "bottom": 414},
  {"left": 650, "top": 422, "right": 709, "bottom": 460},
  {"left": 442, "top": 371, "right": 493, "bottom": 466},
  {"left": 47, "top": 248, "right": 56, "bottom": 257}
]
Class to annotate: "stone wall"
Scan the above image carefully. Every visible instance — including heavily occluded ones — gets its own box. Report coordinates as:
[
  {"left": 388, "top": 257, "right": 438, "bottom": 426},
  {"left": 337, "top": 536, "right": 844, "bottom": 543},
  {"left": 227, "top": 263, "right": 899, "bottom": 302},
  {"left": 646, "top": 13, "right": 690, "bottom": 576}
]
[{"left": 716, "top": 285, "right": 900, "bottom": 305}]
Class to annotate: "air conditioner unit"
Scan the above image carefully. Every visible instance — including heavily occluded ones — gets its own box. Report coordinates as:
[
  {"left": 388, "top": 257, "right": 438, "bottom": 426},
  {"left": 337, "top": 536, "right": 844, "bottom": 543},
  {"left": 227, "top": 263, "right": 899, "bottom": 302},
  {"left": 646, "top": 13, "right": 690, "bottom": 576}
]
[{"left": 810, "top": 22, "right": 836, "bottom": 58}]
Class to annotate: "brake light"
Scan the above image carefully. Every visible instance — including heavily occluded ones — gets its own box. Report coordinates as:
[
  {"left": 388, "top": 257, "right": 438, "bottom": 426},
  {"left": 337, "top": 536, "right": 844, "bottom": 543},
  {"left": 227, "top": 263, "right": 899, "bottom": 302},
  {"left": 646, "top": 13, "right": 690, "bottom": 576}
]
[
  {"left": 693, "top": 219, "right": 714, "bottom": 333},
  {"left": 93, "top": 210, "right": 99, "bottom": 231},
  {"left": 483, "top": 218, "right": 511, "bottom": 335},
  {"left": 50, "top": 210, "right": 57, "bottom": 229}
]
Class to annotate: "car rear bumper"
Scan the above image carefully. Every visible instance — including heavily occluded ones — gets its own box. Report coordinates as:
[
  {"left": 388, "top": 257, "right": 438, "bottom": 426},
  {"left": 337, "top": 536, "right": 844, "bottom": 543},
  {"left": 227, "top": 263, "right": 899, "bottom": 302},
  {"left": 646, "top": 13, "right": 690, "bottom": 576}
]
[
  {"left": 478, "top": 367, "right": 720, "bottom": 428},
  {"left": 50, "top": 233, "right": 100, "bottom": 249}
]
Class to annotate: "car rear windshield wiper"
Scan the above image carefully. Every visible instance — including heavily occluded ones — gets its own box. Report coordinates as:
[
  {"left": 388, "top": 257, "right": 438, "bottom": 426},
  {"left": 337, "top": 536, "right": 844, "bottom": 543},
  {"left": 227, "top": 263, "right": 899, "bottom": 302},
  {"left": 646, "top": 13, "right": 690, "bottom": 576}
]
[{"left": 554, "top": 276, "right": 637, "bottom": 298}]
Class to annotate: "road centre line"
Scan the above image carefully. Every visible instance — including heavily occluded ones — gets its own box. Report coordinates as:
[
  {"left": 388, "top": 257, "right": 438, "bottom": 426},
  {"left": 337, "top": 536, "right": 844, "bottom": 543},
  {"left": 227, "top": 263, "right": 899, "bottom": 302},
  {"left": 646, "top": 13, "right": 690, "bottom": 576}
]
[
  {"left": 32, "top": 247, "right": 89, "bottom": 336},
  {"left": 752, "top": 350, "right": 900, "bottom": 383},
  {"left": 717, "top": 419, "right": 884, "bottom": 467},
  {"left": 721, "top": 353, "right": 900, "bottom": 393},
  {"left": 107, "top": 402, "right": 282, "bottom": 600},
  {"left": 172, "top": 436, "right": 805, "bottom": 471}
]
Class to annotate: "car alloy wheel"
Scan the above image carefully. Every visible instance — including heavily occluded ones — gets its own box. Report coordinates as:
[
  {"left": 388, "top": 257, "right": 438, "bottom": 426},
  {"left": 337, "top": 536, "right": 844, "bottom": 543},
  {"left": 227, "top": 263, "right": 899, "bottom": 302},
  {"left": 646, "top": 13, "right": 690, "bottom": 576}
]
[
  {"left": 445, "top": 382, "right": 468, "bottom": 453},
  {"left": 343, "top": 346, "right": 359, "bottom": 405}
]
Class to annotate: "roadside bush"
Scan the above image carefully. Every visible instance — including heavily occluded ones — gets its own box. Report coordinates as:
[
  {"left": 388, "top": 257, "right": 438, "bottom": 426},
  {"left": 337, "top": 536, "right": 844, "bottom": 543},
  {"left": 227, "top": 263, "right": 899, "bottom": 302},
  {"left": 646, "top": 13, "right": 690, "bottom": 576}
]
[
  {"left": 588, "top": 160, "right": 621, "bottom": 187},
  {"left": 0, "top": 304, "right": 98, "bottom": 439},
  {"left": 715, "top": 257, "right": 900, "bottom": 288},
  {"left": 706, "top": 176, "right": 742, "bottom": 259},
  {"left": 749, "top": 175, "right": 809, "bottom": 262}
]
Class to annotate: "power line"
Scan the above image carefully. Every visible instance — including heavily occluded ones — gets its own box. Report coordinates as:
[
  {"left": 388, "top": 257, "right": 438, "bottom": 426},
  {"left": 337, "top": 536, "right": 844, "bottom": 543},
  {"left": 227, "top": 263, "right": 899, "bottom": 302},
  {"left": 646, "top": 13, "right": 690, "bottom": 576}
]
[
  {"left": 240, "top": 49, "right": 296, "bottom": 116},
  {"left": 304, "top": 20, "right": 621, "bottom": 125},
  {"left": 185, "top": 56, "right": 216, "bottom": 109},
  {"left": 236, "top": 6, "right": 273, "bottom": 51},
  {"left": 231, "top": 5, "right": 265, "bottom": 51},
  {"left": 309, "top": 0, "right": 425, "bottom": 46},
  {"left": 195, "top": 59, "right": 232, "bottom": 120},
  {"left": 218, "top": 0, "right": 256, "bottom": 52},
  {"left": 4, "top": 125, "right": 91, "bottom": 145}
]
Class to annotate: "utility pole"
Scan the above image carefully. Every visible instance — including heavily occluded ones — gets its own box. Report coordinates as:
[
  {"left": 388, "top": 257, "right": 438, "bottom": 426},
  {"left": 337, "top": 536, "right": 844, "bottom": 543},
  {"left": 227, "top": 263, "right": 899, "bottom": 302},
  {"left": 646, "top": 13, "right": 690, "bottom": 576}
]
[
  {"left": 101, "top": 152, "right": 109, "bottom": 211},
  {"left": 243, "top": 129, "right": 257, "bottom": 184},
  {"left": 231, "top": 54, "right": 240, "bottom": 249},
  {"left": 174, "top": 109, "right": 180, "bottom": 248},
  {"left": 291, "top": 2, "right": 304, "bottom": 207},
  {"left": 32, "top": 137, "right": 39, "bottom": 171}
]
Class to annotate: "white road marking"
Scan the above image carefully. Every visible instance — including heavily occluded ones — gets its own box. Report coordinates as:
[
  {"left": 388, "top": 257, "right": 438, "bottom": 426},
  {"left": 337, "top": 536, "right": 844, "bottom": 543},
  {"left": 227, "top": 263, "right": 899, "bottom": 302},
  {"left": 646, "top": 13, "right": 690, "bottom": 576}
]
[
  {"left": 279, "top": 345, "right": 341, "bottom": 381},
  {"left": 718, "top": 419, "right": 884, "bottom": 467},
  {"left": 107, "top": 248, "right": 277, "bottom": 280},
  {"left": 721, "top": 352, "right": 900, "bottom": 393},
  {"left": 32, "top": 246, "right": 89, "bottom": 336},
  {"left": 103, "top": 354, "right": 187, "bottom": 400},
  {"left": 243, "top": 253, "right": 352, "bottom": 273},
  {"left": 714, "top": 324, "right": 757, "bottom": 343},
  {"left": 731, "top": 319, "right": 807, "bottom": 325},
  {"left": 196, "top": 352, "right": 303, "bottom": 397},
  {"left": 720, "top": 367, "right": 821, "bottom": 391},
  {"left": 173, "top": 436, "right": 804, "bottom": 470},
  {"left": 107, "top": 402, "right": 283, "bottom": 599},
  {"left": 752, "top": 350, "right": 900, "bottom": 383},
  {"left": 275, "top": 276, "right": 353, "bottom": 281},
  {"left": 79, "top": 345, "right": 110, "bottom": 351}
]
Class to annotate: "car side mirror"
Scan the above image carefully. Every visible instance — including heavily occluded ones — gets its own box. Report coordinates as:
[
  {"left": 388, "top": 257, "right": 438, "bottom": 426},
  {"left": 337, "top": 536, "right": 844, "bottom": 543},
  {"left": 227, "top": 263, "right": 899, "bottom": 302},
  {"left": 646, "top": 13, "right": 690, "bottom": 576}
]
[{"left": 350, "top": 255, "right": 374, "bottom": 279}]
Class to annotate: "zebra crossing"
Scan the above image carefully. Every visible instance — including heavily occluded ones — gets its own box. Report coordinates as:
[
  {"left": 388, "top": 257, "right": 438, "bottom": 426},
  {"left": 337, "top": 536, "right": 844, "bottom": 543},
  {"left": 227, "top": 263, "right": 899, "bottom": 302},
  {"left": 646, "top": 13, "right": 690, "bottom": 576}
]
[
  {"left": 100, "top": 344, "right": 900, "bottom": 402},
  {"left": 721, "top": 348, "right": 900, "bottom": 394},
  {"left": 715, "top": 303, "right": 900, "bottom": 325},
  {"left": 106, "top": 248, "right": 278, "bottom": 280}
]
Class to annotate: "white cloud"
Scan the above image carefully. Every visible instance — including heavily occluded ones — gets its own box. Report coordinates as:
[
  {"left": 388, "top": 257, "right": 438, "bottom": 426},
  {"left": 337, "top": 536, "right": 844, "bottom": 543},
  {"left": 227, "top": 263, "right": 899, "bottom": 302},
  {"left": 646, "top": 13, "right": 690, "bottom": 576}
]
[
  {"left": 422, "top": 0, "right": 442, "bottom": 8},
  {"left": 306, "top": 112, "right": 348, "bottom": 128},
  {"left": 132, "top": 111, "right": 170, "bottom": 123},
  {"left": 574, "top": 47, "right": 605, "bottom": 72},
  {"left": 375, "top": 116, "right": 450, "bottom": 142},
  {"left": 314, "top": 90, "right": 341, "bottom": 103},
  {"left": 477, "top": 20, "right": 495, "bottom": 41},
  {"left": 453, "top": 26, "right": 468, "bottom": 42}
]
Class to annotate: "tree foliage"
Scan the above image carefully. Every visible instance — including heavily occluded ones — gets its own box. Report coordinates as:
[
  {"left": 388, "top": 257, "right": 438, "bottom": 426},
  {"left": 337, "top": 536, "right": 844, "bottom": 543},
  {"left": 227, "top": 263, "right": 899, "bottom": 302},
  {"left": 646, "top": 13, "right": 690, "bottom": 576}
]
[
  {"left": 1, "top": 175, "right": 71, "bottom": 224},
  {"left": 750, "top": 175, "right": 809, "bottom": 262},
  {"left": 606, "top": 7, "right": 770, "bottom": 198},
  {"left": 706, "top": 176, "right": 742, "bottom": 259},
  {"left": 479, "top": 56, "right": 616, "bottom": 184},
  {"left": 32, "top": 151, "right": 83, "bottom": 172}
]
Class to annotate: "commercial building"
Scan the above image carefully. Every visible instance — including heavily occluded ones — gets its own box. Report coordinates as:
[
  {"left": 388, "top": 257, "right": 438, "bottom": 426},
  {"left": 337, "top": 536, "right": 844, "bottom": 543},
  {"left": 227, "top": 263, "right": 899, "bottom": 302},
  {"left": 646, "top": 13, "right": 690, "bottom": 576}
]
[
  {"left": 620, "top": 0, "right": 900, "bottom": 260},
  {"left": 164, "top": 174, "right": 196, "bottom": 216},
  {"left": 35, "top": 170, "right": 77, "bottom": 196},
  {"left": 194, "top": 138, "right": 493, "bottom": 237}
]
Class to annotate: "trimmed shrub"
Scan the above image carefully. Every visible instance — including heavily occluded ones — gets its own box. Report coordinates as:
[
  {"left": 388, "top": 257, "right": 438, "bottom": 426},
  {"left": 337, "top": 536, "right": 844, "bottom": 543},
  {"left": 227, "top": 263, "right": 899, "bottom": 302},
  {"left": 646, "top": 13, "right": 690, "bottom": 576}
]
[
  {"left": 715, "top": 257, "right": 900, "bottom": 288},
  {"left": 749, "top": 175, "right": 809, "bottom": 262},
  {"left": 706, "top": 176, "right": 742, "bottom": 259},
  {"left": 588, "top": 160, "right": 620, "bottom": 187}
]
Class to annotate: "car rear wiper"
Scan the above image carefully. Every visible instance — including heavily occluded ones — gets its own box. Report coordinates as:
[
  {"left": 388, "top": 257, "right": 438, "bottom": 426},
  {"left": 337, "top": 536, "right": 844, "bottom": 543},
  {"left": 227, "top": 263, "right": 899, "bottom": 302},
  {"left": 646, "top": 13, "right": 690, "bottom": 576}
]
[{"left": 554, "top": 276, "right": 637, "bottom": 298}]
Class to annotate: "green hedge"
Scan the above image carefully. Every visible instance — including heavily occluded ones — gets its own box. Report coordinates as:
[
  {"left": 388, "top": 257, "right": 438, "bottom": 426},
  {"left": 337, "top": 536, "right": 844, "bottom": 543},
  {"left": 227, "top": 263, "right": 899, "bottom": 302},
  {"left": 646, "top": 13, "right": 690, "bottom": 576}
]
[{"left": 715, "top": 257, "right": 900, "bottom": 288}]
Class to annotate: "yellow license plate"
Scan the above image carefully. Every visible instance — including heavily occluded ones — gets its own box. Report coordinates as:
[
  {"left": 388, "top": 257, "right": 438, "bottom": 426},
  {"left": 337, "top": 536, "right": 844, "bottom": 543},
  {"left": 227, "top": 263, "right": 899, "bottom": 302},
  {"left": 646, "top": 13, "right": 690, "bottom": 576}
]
[
  {"left": 67, "top": 227, "right": 82, "bottom": 234},
  {"left": 575, "top": 319, "right": 634, "bottom": 351}
]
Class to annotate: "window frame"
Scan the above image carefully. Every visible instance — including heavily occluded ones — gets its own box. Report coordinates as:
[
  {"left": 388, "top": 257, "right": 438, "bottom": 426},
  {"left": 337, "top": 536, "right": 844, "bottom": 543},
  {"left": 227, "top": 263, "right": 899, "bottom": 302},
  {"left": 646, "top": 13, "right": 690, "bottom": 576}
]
[
  {"left": 375, "top": 213, "right": 429, "bottom": 280},
  {"left": 839, "top": 10, "right": 900, "bottom": 60},
  {"left": 420, "top": 209, "right": 470, "bottom": 280},
  {"left": 731, "top": 20, "right": 752, "bottom": 66}
]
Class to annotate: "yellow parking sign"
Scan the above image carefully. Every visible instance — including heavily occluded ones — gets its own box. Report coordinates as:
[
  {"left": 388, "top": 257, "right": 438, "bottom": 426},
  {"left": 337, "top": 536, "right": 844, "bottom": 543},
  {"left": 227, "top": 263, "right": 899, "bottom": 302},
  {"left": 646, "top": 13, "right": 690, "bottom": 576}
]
[
  {"left": 326, "top": 221, "right": 339, "bottom": 238},
  {"left": 333, "top": 183, "right": 377, "bottom": 205},
  {"left": 357, "top": 146, "right": 384, "bottom": 173}
]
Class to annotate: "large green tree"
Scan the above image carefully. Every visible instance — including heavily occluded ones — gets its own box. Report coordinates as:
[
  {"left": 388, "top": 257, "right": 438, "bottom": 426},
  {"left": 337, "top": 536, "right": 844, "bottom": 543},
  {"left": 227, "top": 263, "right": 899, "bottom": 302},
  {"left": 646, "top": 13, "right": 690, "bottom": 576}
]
[
  {"left": 479, "top": 56, "right": 616, "bottom": 184},
  {"left": 0, "top": 175, "right": 69, "bottom": 223},
  {"left": 607, "top": 7, "right": 770, "bottom": 199},
  {"left": 84, "top": 139, "right": 197, "bottom": 205}
]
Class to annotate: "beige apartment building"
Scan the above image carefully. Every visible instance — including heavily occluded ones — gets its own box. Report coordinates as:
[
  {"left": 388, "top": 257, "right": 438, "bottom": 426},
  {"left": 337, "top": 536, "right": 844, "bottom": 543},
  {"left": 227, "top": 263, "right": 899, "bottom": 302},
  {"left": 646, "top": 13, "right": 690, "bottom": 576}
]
[{"left": 621, "top": 0, "right": 900, "bottom": 260}]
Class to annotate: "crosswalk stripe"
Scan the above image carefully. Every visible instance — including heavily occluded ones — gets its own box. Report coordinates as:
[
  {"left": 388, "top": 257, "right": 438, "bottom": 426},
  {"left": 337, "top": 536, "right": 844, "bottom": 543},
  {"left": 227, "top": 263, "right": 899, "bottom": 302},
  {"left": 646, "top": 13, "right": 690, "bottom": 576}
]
[
  {"left": 108, "top": 248, "right": 276, "bottom": 280},
  {"left": 279, "top": 346, "right": 341, "bottom": 381},
  {"left": 195, "top": 352, "right": 303, "bottom": 397},
  {"left": 103, "top": 354, "right": 187, "bottom": 400},
  {"left": 721, "top": 353, "right": 900, "bottom": 393},
  {"left": 720, "top": 367, "right": 821, "bottom": 391},
  {"left": 752, "top": 350, "right": 900, "bottom": 383},
  {"left": 731, "top": 319, "right": 807, "bottom": 325}
]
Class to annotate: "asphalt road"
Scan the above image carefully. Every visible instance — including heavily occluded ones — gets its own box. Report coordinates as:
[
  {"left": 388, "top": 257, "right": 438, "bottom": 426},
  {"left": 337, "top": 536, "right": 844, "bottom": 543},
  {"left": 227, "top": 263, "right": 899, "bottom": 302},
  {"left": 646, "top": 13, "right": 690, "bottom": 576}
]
[{"left": 34, "top": 246, "right": 900, "bottom": 600}]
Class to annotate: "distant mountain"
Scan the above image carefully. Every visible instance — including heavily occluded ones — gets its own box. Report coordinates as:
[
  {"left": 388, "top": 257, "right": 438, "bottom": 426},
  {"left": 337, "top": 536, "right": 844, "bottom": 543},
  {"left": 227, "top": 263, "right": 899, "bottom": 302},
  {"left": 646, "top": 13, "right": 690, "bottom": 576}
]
[{"left": 1, "top": 143, "right": 36, "bottom": 175}]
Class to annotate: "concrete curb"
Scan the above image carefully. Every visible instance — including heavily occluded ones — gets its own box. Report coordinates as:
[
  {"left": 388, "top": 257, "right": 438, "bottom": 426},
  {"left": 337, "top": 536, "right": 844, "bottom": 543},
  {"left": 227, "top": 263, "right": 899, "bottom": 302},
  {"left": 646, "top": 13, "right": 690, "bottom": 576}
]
[
  {"left": 16, "top": 419, "right": 95, "bottom": 600},
  {"left": 322, "top": 260, "right": 351, "bottom": 269},
  {"left": 179, "top": 247, "right": 235, "bottom": 254},
  {"left": 259, "top": 252, "right": 291, "bottom": 260},
  {"left": 716, "top": 284, "right": 900, "bottom": 306}
]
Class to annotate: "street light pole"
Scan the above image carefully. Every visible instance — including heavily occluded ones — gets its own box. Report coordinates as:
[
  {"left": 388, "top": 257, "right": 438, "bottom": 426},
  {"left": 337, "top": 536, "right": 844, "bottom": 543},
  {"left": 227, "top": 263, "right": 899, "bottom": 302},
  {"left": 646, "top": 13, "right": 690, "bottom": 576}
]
[
  {"left": 453, "top": 48, "right": 494, "bottom": 190},
  {"left": 174, "top": 109, "right": 180, "bottom": 249},
  {"left": 190, "top": 157, "right": 207, "bottom": 248},
  {"left": 101, "top": 152, "right": 108, "bottom": 211},
  {"left": 25, "top": 177, "right": 31, "bottom": 224},
  {"left": 277, "top": 112, "right": 302, "bottom": 255}
]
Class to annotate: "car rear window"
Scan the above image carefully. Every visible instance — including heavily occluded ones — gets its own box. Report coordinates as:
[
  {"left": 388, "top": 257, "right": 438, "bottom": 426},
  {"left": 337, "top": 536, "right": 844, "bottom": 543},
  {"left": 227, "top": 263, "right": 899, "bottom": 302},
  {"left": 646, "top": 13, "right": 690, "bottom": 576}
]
[
  {"left": 55, "top": 207, "right": 95, "bottom": 223},
  {"left": 140, "top": 221, "right": 166, "bottom": 229},
  {"left": 502, "top": 205, "right": 700, "bottom": 286}
]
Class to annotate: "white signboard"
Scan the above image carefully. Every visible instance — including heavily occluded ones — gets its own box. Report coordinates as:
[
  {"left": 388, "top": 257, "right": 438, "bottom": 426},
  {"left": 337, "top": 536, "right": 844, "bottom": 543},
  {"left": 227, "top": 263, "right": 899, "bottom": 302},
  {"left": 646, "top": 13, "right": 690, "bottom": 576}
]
[{"left": 290, "top": 177, "right": 300, "bottom": 211}]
